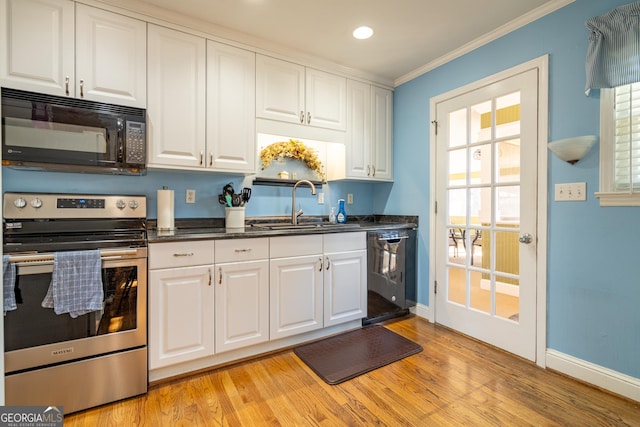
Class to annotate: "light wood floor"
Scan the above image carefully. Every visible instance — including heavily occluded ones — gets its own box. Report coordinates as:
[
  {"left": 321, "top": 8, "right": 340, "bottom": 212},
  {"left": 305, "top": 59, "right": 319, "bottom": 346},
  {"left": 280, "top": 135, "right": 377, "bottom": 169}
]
[{"left": 65, "top": 316, "right": 639, "bottom": 426}]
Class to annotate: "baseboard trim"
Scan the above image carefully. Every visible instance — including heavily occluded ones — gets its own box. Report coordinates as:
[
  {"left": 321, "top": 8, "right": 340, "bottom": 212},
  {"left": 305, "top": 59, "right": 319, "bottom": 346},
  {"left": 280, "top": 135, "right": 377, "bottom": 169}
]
[
  {"left": 411, "top": 303, "right": 431, "bottom": 322},
  {"left": 546, "top": 349, "right": 640, "bottom": 402}
]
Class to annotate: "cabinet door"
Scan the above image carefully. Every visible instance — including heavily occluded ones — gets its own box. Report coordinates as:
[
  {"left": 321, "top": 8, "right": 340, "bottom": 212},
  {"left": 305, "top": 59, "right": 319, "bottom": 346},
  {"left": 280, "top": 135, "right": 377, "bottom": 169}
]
[
  {"left": 324, "top": 250, "right": 367, "bottom": 327},
  {"left": 207, "top": 41, "right": 256, "bottom": 172},
  {"left": 256, "top": 55, "right": 305, "bottom": 125},
  {"left": 370, "top": 86, "right": 393, "bottom": 181},
  {"left": 215, "top": 260, "right": 269, "bottom": 353},
  {"left": 270, "top": 255, "right": 323, "bottom": 340},
  {"left": 147, "top": 24, "right": 206, "bottom": 169},
  {"left": 345, "top": 79, "right": 371, "bottom": 179},
  {"left": 0, "top": 0, "right": 74, "bottom": 96},
  {"left": 75, "top": 4, "right": 146, "bottom": 108},
  {"left": 149, "top": 266, "right": 214, "bottom": 369},
  {"left": 305, "top": 68, "right": 346, "bottom": 131}
]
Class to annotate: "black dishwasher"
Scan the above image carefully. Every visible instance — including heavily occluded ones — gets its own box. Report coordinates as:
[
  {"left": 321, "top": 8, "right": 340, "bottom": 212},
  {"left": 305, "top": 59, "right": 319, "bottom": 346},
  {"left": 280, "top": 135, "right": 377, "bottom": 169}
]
[{"left": 363, "top": 228, "right": 417, "bottom": 324}]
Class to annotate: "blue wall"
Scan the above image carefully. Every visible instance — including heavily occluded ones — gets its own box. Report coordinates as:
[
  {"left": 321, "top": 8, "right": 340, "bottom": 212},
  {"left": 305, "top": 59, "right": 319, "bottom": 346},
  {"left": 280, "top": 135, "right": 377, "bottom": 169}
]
[
  {"left": 2, "top": 168, "right": 375, "bottom": 219},
  {"left": 390, "top": 0, "right": 639, "bottom": 379}
]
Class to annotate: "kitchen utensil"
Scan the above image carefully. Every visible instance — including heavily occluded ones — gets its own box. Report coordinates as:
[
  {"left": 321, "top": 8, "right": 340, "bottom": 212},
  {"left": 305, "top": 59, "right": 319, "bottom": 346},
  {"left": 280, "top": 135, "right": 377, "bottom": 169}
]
[
  {"left": 241, "top": 188, "right": 251, "bottom": 204},
  {"left": 223, "top": 183, "right": 234, "bottom": 196},
  {"left": 218, "top": 194, "right": 227, "bottom": 205},
  {"left": 232, "top": 194, "right": 242, "bottom": 207},
  {"left": 225, "top": 194, "right": 233, "bottom": 207}
]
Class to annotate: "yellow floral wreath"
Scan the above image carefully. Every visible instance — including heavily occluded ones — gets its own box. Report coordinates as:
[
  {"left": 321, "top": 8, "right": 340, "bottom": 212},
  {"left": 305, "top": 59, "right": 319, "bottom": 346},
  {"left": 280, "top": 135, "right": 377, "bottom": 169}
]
[{"left": 260, "top": 139, "right": 324, "bottom": 177}]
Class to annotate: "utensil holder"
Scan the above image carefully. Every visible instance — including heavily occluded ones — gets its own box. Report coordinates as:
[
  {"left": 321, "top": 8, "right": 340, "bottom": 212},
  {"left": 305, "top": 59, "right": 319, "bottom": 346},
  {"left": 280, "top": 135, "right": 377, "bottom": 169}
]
[{"left": 225, "top": 207, "right": 245, "bottom": 229}]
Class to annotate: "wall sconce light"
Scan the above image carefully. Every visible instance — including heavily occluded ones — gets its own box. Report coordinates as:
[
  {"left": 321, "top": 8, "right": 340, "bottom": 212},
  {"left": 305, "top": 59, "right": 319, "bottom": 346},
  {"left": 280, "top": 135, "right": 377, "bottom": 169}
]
[{"left": 548, "top": 135, "right": 597, "bottom": 164}]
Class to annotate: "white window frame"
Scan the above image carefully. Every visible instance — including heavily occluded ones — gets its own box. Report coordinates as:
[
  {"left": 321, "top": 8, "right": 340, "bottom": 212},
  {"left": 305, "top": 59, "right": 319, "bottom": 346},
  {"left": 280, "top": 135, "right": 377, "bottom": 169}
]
[{"left": 595, "top": 85, "right": 640, "bottom": 206}]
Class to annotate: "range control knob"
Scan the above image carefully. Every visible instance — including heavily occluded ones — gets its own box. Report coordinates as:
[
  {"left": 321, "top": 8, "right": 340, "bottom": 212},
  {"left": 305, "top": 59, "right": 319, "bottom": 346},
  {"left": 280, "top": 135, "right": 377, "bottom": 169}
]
[
  {"left": 116, "top": 199, "right": 127, "bottom": 210},
  {"left": 129, "top": 200, "right": 139, "bottom": 210},
  {"left": 30, "top": 198, "right": 43, "bottom": 209},
  {"left": 13, "top": 198, "right": 27, "bottom": 209}
]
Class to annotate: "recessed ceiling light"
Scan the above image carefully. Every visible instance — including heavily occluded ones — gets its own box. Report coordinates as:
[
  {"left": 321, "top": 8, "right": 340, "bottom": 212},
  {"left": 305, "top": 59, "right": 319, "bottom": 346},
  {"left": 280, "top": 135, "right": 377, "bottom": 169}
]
[{"left": 353, "top": 26, "right": 373, "bottom": 40}]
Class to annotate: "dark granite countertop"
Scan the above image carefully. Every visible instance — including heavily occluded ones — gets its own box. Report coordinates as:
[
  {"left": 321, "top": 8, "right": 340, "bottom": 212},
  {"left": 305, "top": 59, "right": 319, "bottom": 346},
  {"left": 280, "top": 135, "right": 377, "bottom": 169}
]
[{"left": 147, "top": 215, "right": 418, "bottom": 243}]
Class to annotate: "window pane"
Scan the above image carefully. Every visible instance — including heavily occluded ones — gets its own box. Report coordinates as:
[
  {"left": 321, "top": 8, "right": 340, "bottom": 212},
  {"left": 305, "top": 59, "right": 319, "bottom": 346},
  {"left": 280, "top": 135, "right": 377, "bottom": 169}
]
[
  {"left": 495, "top": 92, "right": 521, "bottom": 139},
  {"left": 470, "top": 144, "right": 491, "bottom": 185},
  {"left": 448, "top": 148, "right": 467, "bottom": 186},
  {"left": 449, "top": 108, "right": 467, "bottom": 148},
  {"left": 448, "top": 189, "right": 466, "bottom": 225},
  {"left": 471, "top": 100, "right": 492, "bottom": 143},
  {"left": 497, "top": 139, "right": 520, "bottom": 183}
]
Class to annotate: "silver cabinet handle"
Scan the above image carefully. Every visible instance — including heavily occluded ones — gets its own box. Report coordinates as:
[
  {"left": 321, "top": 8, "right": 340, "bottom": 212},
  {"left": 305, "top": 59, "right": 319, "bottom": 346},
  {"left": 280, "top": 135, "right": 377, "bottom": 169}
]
[
  {"left": 519, "top": 233, "right": 533, "bottom": 244},
  {"left": 173, "top": 252, "right": 194, "bottom": 257},
  {"left": 318, "top": 257, "right": 323, "bottom": 271},
  {"left": 325, "top": 256, "right": 330, "bottom": 270},
  {"left": 65, "top": 76, "right": 70, "bottom": 96},
  {"left": 307, "top": 112, "right": 311, "bottom": 124},
  {"left": 79, "top": 79, "right": 84, "bottom": 97},
  {"left": 209, "top": 153, "right": 213, "bottom": 167},
  {"left": 367, "top": 165, "right": 371, "bottom": 176},
  {"left": 218, "top": 267, "right": 223, "bottom": 285},
  {"left": 234, "top": 248, "right": 252, "bottom": 253},
  {"left": 300, "top": 111, "right": 305, "bottom": 124},
  {"left": 208, "top": 269, "right": 212, "bottom": 286},
  {"left": 372, "top": 165, "right": 376, "bottom": 176},
  {"left": 199, "top": 152, "right": 204, "bottom": 165}
]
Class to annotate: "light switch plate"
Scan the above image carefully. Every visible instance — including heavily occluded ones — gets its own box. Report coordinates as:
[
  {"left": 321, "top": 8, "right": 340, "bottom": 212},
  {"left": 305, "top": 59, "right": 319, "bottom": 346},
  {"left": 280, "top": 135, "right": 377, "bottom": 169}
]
[
  {"left": 554, "top": 182, "right": 586, "bottom": 201},
  {"left": 317, "top": 192, "right": 324, "bottom": 204}
]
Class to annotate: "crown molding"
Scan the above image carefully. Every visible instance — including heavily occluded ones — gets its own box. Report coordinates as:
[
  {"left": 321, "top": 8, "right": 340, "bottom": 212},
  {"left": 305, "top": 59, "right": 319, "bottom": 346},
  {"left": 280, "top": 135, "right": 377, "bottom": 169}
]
[{"left": 394, "top": 0, "right": 575, "bottom": 87}]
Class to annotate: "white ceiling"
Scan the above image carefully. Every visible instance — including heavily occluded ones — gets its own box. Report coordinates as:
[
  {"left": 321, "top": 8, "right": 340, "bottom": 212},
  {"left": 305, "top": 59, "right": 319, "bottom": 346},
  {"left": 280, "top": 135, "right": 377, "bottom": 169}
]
[{"left": 96, "top": 0, "right": 571, "bottom": 86}]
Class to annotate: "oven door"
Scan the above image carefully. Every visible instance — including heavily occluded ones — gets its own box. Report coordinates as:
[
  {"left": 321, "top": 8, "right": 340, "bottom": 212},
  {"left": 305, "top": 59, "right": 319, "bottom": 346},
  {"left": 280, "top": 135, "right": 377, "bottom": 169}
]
[{"left": 4, "top": 248, "right": 147, "bottom": 374}]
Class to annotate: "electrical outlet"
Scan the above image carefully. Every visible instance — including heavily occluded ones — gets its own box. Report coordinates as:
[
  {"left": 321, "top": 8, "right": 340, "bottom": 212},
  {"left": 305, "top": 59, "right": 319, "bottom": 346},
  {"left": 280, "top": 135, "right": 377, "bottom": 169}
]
[
  {"left": 554, "top": 182, "right": 586, "bottom": 201},
  {"left": 186, "top": 189, "right": 196, "bottom": 203},
  {"left": 347, "top": 193, "right": 353, "bottom": 204},
  {"left": 317, "top": 192, "right": 324, "bottom": 204}
]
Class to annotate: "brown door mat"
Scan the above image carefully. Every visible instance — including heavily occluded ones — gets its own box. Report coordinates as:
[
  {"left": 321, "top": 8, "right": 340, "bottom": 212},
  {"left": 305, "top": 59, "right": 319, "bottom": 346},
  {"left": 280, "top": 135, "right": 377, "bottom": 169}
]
[{"left": 293, "top": 324, "right": 423, "bottom": 385}]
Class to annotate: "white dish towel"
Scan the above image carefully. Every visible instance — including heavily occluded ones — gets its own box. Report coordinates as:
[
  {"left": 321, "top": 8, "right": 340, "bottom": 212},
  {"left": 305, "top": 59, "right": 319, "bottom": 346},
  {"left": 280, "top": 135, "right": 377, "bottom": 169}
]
[{"left": 42, "top": 250, "right": 104, "bottom": 318}]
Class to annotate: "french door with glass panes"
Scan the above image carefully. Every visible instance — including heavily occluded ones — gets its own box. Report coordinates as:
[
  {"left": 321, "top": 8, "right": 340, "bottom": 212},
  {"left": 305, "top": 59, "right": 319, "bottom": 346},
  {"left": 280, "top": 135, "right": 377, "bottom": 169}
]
[{"left": 434, "top": 68, "right": 538, "bottom": 361}]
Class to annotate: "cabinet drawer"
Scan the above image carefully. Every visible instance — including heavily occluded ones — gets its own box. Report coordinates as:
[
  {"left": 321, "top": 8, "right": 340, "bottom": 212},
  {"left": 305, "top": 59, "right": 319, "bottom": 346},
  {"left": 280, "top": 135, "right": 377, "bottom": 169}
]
[
  {"left": 270, "top": 234, "right": 323, "bottom": 258},
  {"left": 215, "top": 238, "right": 269, "bottom": 263},
  {"left": 324, "top": 232, "right": 366, "bottom": 253},
  {"left": 148, "top": 241, "right": 215, "bottom": 269}
]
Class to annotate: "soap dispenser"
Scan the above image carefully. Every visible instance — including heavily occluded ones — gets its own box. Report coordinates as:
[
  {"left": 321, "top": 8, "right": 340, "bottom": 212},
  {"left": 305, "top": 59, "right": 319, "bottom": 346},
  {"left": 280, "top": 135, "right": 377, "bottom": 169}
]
[
  {"left": 329, "top": 207, "right": 337, "bottom": 224},
  {"left": 336, "top": 199, "right": 347, "bottom": 224}
]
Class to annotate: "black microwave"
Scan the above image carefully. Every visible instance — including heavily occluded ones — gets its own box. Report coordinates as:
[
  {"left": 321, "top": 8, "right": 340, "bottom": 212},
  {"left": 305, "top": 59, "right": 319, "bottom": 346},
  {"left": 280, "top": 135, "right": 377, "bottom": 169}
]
[{"left": 1, "top": 88, "right": 146, "bottom": 175}]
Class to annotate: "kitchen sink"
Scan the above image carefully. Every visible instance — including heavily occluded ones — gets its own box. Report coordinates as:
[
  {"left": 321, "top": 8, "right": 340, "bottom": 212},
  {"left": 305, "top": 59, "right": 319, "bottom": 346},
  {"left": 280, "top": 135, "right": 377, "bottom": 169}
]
[{"left": 251, "top": 222, "right": 360, "bottom": 230}]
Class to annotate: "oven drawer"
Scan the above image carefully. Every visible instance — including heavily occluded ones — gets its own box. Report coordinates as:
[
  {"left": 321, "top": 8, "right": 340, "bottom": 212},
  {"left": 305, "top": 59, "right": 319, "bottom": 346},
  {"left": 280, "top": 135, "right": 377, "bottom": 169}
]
[
  {"left": 148, "top": 241, "right": 215, "bottom": 269},
  {"left": 215, "top": 238, "right": 269, "bottom": 263}
]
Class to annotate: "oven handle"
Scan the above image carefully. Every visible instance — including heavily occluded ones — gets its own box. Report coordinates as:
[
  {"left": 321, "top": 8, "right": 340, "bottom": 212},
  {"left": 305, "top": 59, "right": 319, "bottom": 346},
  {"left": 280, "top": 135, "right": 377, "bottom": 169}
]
[{"left": 7, "top": 248, "right": 143, "bottom": 265}]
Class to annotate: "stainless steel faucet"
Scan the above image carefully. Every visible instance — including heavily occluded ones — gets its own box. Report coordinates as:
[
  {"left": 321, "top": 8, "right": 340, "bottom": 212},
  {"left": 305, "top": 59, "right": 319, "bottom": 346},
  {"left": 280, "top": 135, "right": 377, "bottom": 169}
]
[{"left": 291, "top": 179, "right": 317, "bottom": 225}]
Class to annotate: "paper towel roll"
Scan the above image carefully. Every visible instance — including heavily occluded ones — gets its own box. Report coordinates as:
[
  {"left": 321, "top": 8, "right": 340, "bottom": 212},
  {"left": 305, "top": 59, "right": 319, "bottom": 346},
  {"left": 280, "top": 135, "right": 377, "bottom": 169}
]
[{"left": 157, "top": 188, "right": 175, "bottom": 230}]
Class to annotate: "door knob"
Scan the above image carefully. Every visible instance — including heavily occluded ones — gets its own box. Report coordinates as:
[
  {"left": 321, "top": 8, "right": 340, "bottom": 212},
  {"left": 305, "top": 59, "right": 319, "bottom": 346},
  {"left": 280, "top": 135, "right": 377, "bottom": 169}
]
[{"left": 519, "top": 233, "right": 533, "bottom": 244}]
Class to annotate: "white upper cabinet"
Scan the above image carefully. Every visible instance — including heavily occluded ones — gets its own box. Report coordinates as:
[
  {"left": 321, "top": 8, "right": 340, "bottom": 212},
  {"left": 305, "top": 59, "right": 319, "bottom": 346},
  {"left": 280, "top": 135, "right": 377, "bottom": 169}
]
[
  {"left": 0, "top": 0, "right": 146, "bottom": 107},
  {"left": 147, "top": 24, "right": 206, "bottom": 169},
  {"left": 0, "top": 0, "right": 74, "bottom": 96},
  {"left": 206, "top": 40, "right": 256, "bottom": 173},
  {"left": 346, "top": 80, "right": 393, "bottom": 181},
  {"left": 256, "top": 55, "right": 346, "bottom": 131},
  {"left": 75, "top": 4, "right": 146, "bottom": 107}
]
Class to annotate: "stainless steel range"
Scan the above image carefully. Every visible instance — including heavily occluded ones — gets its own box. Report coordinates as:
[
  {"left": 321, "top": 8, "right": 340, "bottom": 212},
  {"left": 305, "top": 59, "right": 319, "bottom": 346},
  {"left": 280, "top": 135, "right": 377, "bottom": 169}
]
[{"left": 3, "top": 192, "right": 148, "bottom": 414}]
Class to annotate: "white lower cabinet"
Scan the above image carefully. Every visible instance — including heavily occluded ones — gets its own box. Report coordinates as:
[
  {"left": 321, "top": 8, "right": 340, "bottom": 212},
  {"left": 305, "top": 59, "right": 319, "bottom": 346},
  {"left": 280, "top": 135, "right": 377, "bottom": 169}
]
[
  {"left": 270, "top": 233, "right": 366, "bottom": 338},
  {"left": 214, "top": 239, "right": 269, "bottom": 353},
  {"left": 148, "top": 241, "right": 215, "bottom": 370},
  {"left": 270, "top": 235, "right": 324, "bottom": 339},
  {"left": 323, "top": 232, "right": 367, "bottom": 326},
  {"left": 149, "top": 232, "right": 366, "bottom": 375}
]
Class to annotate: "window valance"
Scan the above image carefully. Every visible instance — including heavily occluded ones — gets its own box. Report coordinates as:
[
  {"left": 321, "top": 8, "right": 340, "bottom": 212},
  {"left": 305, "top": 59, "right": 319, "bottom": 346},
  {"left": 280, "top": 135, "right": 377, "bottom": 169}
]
[{"left": 585, "top": 2, "right": 640, "bottom": 95}]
